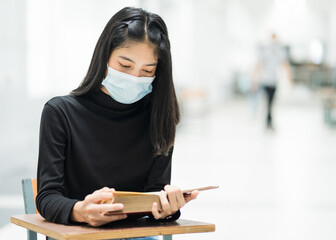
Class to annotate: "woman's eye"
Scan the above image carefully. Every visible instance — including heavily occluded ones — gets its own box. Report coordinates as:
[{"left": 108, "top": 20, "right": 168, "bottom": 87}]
[
  {"left": 143, "top": 70, "right": 152, "bottom": 74},
  {"left": 120, "top": 63, "right": 131, "bottom": 68}
]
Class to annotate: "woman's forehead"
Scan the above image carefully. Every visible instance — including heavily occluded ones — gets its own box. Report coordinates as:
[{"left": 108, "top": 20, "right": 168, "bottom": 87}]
[{"left": 111, "top": 42, "right": 158, "bottom": 63}]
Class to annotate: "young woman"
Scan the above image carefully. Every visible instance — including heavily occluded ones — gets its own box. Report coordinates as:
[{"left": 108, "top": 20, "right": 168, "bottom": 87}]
[{"left": 36, "top": 7, "right": 198, "bottom": 228}]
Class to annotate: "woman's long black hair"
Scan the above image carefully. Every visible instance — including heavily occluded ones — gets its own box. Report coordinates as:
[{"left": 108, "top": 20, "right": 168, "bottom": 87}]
[{"left": 71, "top": 7, "right": 180, "bottom": 156}]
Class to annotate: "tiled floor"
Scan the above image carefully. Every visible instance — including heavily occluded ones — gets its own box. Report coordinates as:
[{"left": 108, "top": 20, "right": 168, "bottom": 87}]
[{"left": 1, "top": 86, "right": 336, "bottom": 239}]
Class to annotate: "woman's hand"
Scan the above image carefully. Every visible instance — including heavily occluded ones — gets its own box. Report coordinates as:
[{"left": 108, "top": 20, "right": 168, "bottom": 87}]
[
  {"left": 70, "top": 187, "right": 127, "bottom": 226},
  {"left": 151, "top": 185, "right": 198, "bottom": 220}
]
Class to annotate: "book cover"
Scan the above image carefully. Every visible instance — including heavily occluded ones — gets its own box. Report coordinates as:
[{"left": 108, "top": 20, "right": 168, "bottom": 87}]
[{"left": 101, "top": 186, "right": 218, "bottom": 215}]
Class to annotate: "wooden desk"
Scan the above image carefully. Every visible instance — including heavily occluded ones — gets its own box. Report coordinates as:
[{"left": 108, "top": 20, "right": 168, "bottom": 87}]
[{"left": 11, "top": 214, "right": 215, "bottom": 240}]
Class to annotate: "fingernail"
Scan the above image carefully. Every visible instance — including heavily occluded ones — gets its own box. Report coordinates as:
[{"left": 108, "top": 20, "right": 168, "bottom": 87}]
[{"left": 123, "top": 215, "right": 128, "bottom": 219}]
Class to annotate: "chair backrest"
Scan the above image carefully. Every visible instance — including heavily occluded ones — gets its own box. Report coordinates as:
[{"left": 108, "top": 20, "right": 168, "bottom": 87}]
[
  {"left": 22, "top": 179, "right": 38, "bottom": 214},
  {"left": 22, "top": 178, "right": 38, "bottom": 240}
]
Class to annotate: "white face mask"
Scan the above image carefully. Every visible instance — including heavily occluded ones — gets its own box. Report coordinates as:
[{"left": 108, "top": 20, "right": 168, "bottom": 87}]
[{"left": 102, "top": 65, "right": 155, "bottom": 104}]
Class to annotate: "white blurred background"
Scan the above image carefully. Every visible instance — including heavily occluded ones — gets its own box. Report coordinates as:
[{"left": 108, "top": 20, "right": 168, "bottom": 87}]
[{"left": 1, "top": 0, "right": 336, "bottom": 239}]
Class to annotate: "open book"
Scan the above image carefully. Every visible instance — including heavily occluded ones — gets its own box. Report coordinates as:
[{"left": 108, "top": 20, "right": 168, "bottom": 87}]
[{"left": 101, "top": 186, "right": 218, "bottom": 215}]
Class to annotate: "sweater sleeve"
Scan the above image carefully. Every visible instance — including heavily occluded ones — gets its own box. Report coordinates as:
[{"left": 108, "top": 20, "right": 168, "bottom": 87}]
[
  {"left": 144, "top": 147, "right": 181, "bottom": 221},
  {"left": 36, "top": 103, "right": 78, "bottom": 224},
  {"left": 144, "top": 147, "right": 174, "bottom": 192}
]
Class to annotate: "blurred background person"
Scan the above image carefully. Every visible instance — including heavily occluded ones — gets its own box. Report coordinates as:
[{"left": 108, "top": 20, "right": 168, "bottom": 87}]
[{"left": 252, "top": 33, "right": 293, "bottom": 130}]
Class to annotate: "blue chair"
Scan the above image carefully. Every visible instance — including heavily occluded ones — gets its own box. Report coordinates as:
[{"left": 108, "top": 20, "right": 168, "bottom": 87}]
[{"left": 21, "top": 179, "right": 172, "bottom": 240}]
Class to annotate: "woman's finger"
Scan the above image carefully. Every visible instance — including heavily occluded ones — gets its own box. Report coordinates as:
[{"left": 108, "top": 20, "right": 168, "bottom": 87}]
[
  {"left": 164, "top": 185, "right": 178, "bottom": 212},
  {"left": 97, "top": 203, "right": 124, "bottom": 213},
  {"left": 94, "top": 187, "right": 115, "bottom": 194},
  {"left": 151, "top": 202, "right": 163, "bottom": 219},
  {"left": 86, "top": 191, "right": 114, "bottom": 203},
  {"left": 168, "top": 186, "right": 181, "bottom": 212},
  {"left": 174, "top": 187, "right": 185, "bottom": 207},
  {"left": 94, "top": 187, "right": 110, "bottom": 194},
  {"left": 101, "top": 187, "right": 115, "bottom": 192},
  {"left": 159, "top": 190, "right": 172, "bottom": 216},
  {"left": 185, "top": 190, "right": 199, "bottom": 203}
]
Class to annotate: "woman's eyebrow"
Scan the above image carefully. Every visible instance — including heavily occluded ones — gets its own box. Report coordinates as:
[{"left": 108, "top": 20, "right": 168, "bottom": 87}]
[
  {"left": 145, "top": 62, "right": 157, "bottom": 66},
  {"left": 119, "top": 56, "right": 157, "bottom": 66},
  {"left": 119, "top": 56, "right": 135, "bottom": 63}
]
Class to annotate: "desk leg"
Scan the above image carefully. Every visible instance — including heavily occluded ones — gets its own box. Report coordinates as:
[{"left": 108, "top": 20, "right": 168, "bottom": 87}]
[
  {"left": 163, "top": 235, "right": 172, "bottom": 240},
  {"left": 27, "top": 229, "right": 37, "bottom": 240},
  {"left": 46, "top": 237, "right": 57, "bottom": 240}
]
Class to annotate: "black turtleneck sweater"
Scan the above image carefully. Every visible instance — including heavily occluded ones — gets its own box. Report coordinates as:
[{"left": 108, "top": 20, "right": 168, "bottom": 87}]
[{"left": 36, "top": 89, "right": 178, "bottom": 224}]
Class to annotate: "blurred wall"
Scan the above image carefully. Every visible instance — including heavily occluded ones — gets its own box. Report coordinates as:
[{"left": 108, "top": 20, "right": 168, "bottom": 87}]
[
  {"left": 0, "top": 0, "right": 27, "bottom": 96},
  {"left": 22, "top": 0, "right": 336, "bottom": 102}
]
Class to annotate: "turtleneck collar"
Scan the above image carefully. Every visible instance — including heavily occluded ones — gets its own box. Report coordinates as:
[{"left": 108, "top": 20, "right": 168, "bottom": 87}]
[{"left": 80, "top": 87, "right": 151, "bottom": 116}]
